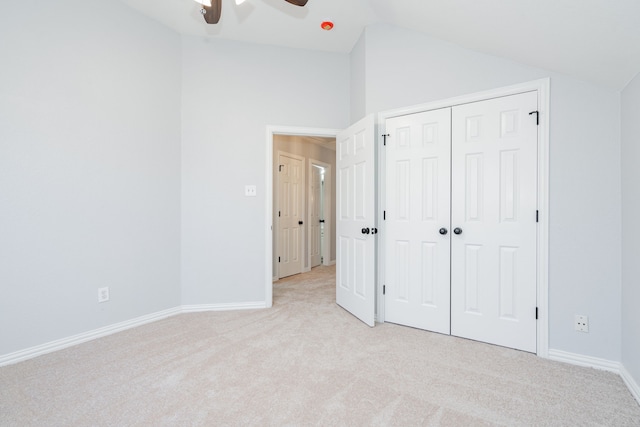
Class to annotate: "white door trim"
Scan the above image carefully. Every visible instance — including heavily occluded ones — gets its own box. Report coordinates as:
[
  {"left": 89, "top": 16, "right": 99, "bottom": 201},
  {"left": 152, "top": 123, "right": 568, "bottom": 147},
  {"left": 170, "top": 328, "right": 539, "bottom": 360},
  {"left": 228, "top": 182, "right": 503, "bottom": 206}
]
[
  {"left": 377, "top": 78, "right": 550, "bottom": 358},
  {"left": 265, "top": 126, "right": 341, "bottom": 308},
  {"left": 308, "top": 159, "right": 332, "bottom": 268}
]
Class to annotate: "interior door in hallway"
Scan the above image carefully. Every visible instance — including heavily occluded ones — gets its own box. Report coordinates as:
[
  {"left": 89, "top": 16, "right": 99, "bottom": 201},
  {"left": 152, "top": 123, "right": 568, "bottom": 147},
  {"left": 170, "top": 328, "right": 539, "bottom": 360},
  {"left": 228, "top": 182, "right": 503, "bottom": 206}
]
[
  {"left": 336, "top": 115, "right": 376, "bottom": 327},
  {"left": 309, "top": 164, "right": 323, "bottom": 268},
  {"left": 278, "top": 152, "right": 304, "bottom": 278},
  {"left": 384, "top": 108, "right": 452, "bottom": 335},
  {"left": 450, "top": 91, "right": 538, "bottom": 353}
]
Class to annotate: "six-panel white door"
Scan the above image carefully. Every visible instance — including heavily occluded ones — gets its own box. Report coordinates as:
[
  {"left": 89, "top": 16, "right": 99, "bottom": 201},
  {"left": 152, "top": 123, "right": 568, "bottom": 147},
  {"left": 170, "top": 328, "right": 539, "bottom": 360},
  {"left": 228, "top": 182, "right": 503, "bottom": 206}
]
[
  {"left": 450, "top": 91, "right": 538, "bottom": 352},
  {"left": 278, "top": 153, "right": 304, "bottom": 279},
  {"left": 384, "top": 108, "right": 452, "bottom": 334},
  {"left": 336, "top": 115, "right": 376, "bottom": 327}
]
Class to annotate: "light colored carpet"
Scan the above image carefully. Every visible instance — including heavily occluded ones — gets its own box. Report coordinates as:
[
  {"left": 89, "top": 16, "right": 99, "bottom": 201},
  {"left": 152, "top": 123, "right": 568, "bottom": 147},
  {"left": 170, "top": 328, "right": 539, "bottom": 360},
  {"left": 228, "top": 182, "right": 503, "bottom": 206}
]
[{"left": 1, "top": 265, "right": 639, "bottom": 426}]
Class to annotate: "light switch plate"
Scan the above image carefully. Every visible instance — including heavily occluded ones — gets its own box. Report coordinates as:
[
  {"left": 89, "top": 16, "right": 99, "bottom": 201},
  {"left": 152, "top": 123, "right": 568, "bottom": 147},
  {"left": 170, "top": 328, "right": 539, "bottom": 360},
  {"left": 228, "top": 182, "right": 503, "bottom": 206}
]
[{"left": 245, "top": 185, "right": 257, "bottom": 197}]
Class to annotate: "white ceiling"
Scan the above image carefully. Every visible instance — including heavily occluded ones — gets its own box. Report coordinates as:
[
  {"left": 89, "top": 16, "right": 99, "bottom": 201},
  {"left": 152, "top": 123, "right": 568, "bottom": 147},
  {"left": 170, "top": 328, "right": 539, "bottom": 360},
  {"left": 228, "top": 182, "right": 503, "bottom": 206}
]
[{"left": 120, "top": 0, "right": 640, "bottom": 90}]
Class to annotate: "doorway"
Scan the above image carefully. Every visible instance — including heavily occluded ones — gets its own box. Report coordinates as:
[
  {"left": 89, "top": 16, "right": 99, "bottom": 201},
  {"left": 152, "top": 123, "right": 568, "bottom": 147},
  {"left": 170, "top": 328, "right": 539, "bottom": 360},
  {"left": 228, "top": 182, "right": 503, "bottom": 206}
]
[
  {"left": 271, "top": 132, "right": 338, "bottom": 283},
  {"left": 309, "top": 160, "right": 332, "bottom": 269}
]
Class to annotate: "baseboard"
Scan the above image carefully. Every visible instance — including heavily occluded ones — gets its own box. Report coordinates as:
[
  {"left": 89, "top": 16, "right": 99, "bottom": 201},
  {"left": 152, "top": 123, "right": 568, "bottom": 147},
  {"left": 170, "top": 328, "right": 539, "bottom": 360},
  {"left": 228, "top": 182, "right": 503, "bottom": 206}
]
[
  {"left": 181, "top": 301, "right": 267, "bottom": 313},
  {"left": 0, "top": 307, "right": 182, "bottom": 367},
  {"left": 0, "top": 301, "right": 269, "bottom": 367},
  {"left": 548, "top": 349, "right": 620, "bottom": 373},
  {"left": 620, "top": 365, "right": 640, "bottom": 405}
]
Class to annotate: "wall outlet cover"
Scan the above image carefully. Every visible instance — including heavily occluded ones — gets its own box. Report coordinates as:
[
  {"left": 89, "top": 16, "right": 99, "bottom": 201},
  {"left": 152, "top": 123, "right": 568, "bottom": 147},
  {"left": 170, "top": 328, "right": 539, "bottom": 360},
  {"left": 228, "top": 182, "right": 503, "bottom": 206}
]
[
  {"left": 98, "top": 287, "right": 110, "bottom": 303},
  {"left": 575, "top": 314, "right": 588, "bottom": 332}
]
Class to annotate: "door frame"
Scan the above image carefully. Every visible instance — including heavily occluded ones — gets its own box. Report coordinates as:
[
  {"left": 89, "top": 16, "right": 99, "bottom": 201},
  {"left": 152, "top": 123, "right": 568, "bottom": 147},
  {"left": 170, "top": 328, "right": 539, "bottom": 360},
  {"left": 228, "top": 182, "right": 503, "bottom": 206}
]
[
  {"left": 265, "top": 126, "right": 341, "bottom": 307},
  {"left": 377, "top": 78, "right": 550, "bottom": 357},
  {"left": 308, "top": 159, "right": 332, "bottom": 268},
  {"left": 275, "top": 150, "right": 306, "bottom": 279}
]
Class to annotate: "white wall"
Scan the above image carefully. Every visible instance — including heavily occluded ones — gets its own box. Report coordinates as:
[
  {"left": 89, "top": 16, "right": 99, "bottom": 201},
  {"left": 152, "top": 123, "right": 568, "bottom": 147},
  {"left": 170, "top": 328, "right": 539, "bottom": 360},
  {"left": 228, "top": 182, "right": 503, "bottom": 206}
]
[
  {"left": 621, "top": 72, "right": 640, "bottom": 385},
  {"left": 358, "top": 24, "right": 622, "bottom": 361},
  {"left": 350, "top": 33, "right": 367, "bottom": 123},
  {"left": 0, "top": 1, "right": 182, "bottom": 355},
  {"left": 180, "top": 37, "right": 349, "bottom": 305}
]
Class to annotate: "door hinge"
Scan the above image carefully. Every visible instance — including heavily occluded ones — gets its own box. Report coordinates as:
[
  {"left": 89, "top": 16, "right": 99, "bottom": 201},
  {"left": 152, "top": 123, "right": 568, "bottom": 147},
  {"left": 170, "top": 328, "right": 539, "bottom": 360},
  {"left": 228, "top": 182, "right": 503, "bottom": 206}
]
[
  {"left": 383, "top": 285, "right": 386, "bottom": 295},
  {"left": 536, "top": 210, "right": 539, "bottom": 223},
  {"left": 278, "top": 256, "right": 281, "bottom": 262},
  {"left": 536, "top": 307, "right": 538, "bottom": 320},
  {"left": 279, "top": 211, "right": 281, "bottom": 217},
  {"left": 382, "top": 133, "right": 390, "bottom": 146},
  {"left": 529, "top": 111, "right": 539, "bottom": 126},
  {"left": 278, "top": 165, "right": 284, "bottom": 172},
  {"left": 383, "top": 210, "right": 386, "bottom": 220}
]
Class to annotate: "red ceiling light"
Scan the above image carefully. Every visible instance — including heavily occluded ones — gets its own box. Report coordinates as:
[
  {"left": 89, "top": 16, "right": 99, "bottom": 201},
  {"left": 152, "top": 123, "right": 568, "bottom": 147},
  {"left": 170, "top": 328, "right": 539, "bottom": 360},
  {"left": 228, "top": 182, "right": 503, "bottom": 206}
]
[{"left": 321, "top": 21, "right": 334, "bottom": 31}]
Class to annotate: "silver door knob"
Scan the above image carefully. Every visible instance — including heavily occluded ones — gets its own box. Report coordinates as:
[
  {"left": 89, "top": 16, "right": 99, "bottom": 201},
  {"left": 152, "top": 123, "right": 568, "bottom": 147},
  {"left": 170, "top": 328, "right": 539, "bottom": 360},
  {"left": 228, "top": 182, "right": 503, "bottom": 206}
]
[{"left": 453, "top": 227, "right": 462, "bottom": 235}]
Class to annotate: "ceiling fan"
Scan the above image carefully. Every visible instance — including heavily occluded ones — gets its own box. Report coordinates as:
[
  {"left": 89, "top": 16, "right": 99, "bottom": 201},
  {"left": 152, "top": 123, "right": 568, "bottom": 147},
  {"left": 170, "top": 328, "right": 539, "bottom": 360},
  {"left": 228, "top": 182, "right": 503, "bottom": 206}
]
[{"left": 195, "top": 0, "right": 309, "bottom": 25}]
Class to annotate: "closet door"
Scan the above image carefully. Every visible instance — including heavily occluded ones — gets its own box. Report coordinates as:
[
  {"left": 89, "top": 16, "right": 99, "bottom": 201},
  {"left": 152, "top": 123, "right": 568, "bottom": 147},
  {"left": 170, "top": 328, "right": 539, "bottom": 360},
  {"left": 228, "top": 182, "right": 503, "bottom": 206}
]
[
  {"left": 384, "top": 108, "right": 452, "bottom": 334},
  {"left": 450, "top": 91, "right": 538, "bottom": 352}
]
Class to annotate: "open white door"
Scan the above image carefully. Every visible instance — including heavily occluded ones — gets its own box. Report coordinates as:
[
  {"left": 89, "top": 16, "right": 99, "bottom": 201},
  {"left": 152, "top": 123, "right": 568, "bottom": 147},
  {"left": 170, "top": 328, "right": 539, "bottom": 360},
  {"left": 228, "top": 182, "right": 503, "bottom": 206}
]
[
  {"left": 309, "top": 165, "right": 323, "bottom": 268},
  {"left": 336, "top": 115, "right": 376, "bottom": 327}
]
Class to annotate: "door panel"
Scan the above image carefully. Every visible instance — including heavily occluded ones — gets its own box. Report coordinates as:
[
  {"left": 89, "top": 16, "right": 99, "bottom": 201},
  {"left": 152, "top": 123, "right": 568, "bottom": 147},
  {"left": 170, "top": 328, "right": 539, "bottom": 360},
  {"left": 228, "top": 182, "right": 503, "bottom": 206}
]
[
  {"left": 336, "top": 115, "right": 376, "bottom": 327},
  {"left": 278, "top": 153, "right": 304, "bottom": 278},
  {"left": 384, "top": 108, "right": 452, "bottom": 335},
  {"left": 450, "top": 91, "right": 538, "bottom": 353},
  {"left": 310, "top": 165, "right": 322, "bottom": 267}
]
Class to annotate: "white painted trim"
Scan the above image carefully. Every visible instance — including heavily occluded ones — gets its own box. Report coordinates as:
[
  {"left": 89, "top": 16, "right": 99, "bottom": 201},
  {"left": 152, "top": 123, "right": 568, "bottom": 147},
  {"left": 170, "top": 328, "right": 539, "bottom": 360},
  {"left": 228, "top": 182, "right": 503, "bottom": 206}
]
[
  {"left": 620, "top": 365, "right": 640, "bottom": 405},
  {"left": 181, "top": 302, "right": 267, "bottom": 313},
  {"left": 265, "top": 126, "right": 341, "bottom": 309},
  {"left": 0, "top": 307, "right": 181, "bottom": 367},
  {"left": 536, "top": 78, "right": 551, "bottom": 359},
  {"left": 548, "top": 349, "right": 620, "bottom": 373},
  {"left": 376, "top": 78, "right": 551, "bottom": 358}
]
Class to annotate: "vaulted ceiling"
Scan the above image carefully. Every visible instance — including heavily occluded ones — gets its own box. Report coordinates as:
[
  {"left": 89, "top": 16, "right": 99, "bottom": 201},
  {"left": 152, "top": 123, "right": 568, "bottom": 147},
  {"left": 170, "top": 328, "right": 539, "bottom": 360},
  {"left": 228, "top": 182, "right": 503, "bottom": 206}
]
[{"left": 120, "top": 0, "right": 640, "bottom": 90}]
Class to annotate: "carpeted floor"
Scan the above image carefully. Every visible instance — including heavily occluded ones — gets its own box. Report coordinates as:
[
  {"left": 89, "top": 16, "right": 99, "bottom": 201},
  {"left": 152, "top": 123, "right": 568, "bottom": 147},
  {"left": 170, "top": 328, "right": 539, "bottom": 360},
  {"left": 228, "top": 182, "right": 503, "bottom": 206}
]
[{"left": 1, "top": 265, "right": 639, "bottom": 426}]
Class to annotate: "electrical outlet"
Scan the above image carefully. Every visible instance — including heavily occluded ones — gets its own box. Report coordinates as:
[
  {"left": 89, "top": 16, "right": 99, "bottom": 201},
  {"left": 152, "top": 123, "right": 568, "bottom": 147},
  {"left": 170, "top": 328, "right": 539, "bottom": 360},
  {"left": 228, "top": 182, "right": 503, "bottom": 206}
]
[
  {"left": 98, "top": 287, "right": 110, "bottom": 303},
  {"left": 245, "top": 185, "right": 257, "bottom": 197},
  {"left": 575, "top": 314, "right": 588, "bottom": 332}
]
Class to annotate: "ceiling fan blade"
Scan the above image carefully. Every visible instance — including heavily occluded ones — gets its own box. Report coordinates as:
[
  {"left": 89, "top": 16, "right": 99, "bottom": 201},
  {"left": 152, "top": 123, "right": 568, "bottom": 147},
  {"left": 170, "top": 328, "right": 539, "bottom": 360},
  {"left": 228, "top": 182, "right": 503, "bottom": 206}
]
[
  {"left": 201, "top": 0, "right": 222, "bottom": 24},
  {"left": 284, "top": 0, "right": 308, "bottom": 6}
]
